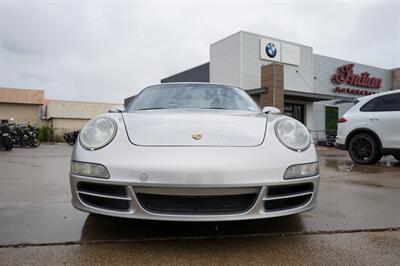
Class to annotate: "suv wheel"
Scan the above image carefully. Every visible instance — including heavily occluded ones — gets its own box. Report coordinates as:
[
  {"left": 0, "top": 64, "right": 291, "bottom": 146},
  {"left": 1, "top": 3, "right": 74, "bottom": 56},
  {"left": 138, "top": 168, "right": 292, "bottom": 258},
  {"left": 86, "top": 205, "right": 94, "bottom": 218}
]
[
  {"left": 393, "top": 154, "right": 400, "bottom": 161},
  {"left": 348, "top": 133, "right": 381, "bottom": 165}
]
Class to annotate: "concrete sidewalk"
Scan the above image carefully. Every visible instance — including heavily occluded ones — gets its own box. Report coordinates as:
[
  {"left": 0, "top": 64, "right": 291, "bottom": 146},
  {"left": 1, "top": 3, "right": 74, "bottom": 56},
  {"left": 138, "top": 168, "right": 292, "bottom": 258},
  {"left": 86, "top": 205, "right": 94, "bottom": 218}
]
[{"left": 1, "top": 230, "right": 399, "bottom": 265}]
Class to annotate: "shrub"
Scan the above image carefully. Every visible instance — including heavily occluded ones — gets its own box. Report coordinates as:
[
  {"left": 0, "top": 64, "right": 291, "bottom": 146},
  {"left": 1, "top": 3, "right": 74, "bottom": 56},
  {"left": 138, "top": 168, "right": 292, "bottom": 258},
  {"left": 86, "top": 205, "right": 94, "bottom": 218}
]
[{"left": 38, "top": 126, "right": 54, "bottom": 142}]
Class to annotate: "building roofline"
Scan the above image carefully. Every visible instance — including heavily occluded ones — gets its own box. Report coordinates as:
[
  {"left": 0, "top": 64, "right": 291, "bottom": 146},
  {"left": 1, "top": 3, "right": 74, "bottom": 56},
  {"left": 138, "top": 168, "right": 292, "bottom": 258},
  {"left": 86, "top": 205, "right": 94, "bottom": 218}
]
[
  {"left": 162, "top": 62, "right": 209, "bottom": 81},
  {"left": 210, "top": 31, "right": 242, "bottom": 46},
  {"left": 314, "top": 53, "right": 393, "bottom": 71},
  {"left": 210, "top": 31, "right": 313, "bottom": 49},
  {"left": 0, "top": 87, "right": 45, "bottom": 104},
  {"left": 0, "top": 87, "right": 44, "bottom": 93},
  {"left": 45, "top": 99, "right": 121, "bottom": 105},
  {"left": 240, "top": 30, "right": 313, "bottom": 49}
]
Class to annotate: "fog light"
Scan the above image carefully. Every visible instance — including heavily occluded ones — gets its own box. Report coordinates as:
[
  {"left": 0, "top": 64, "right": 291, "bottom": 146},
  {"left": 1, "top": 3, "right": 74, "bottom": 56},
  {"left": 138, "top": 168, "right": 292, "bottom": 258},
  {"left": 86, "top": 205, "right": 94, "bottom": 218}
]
[
  {"left": 284, "top": 162, "right": 319, "bottom": 179},
  {"left": 70, "top": 161, "right": 110, "bottom": 178}
]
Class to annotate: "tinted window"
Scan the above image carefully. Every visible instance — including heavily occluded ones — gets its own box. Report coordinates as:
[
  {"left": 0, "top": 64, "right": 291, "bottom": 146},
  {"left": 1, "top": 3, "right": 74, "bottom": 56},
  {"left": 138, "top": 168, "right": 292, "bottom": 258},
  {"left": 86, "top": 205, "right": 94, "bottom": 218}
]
[
  {"left": 360, "top": 93, "right": 400, "bottom": 112},
  {"left": 380, "top": 93, "right": 400, "bottom": 111},
  {"left": 360, "top": 97, "right": 381, "bottom": 112}
]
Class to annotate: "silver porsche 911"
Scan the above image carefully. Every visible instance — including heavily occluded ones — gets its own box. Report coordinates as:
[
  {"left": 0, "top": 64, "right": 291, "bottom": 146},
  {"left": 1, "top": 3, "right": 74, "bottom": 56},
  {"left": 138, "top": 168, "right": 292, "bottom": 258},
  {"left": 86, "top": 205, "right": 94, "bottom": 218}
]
[{"left": 70, "top": 83, "right": 319, "bottom": 221}]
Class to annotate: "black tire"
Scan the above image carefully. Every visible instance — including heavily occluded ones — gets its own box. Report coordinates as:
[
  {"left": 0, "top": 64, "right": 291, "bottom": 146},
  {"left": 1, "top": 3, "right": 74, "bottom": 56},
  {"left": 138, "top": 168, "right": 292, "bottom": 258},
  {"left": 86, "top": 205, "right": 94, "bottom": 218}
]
[
  {"left": 348, "top": 133, "right": 381, "bottom": 165},
  {"left": 20, "top": 139, "right": 28, "bottom": 146},
  {"left": 5, "top": 143, "right": 13, "bottom": 151},
  {"left": 31, "top": 138, "right": 40, "bottom": 147},
  {"left": 393, "top": 154, "right": 400, "bottom": 161}
]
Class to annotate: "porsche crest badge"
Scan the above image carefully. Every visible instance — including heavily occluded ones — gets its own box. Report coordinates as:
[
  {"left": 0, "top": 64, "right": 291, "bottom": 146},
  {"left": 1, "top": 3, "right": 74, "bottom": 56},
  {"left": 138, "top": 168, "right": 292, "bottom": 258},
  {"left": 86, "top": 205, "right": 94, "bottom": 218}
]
[{"left": 192, "top": 133, "right": 202, "bottom": 140}]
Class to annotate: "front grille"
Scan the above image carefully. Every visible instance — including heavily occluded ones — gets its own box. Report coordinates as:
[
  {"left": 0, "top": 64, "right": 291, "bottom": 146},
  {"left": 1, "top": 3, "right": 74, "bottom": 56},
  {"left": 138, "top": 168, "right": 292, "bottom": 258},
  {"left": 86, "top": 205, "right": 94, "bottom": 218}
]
[
  {"left": 264, "top": 183, "right": 314, "bottom": 212},
  {"left": 136, "top": 193, "right": 258, "bottom": 214},
  {"left": 77, "top": 182, "right": 131, "bottom": 212}
]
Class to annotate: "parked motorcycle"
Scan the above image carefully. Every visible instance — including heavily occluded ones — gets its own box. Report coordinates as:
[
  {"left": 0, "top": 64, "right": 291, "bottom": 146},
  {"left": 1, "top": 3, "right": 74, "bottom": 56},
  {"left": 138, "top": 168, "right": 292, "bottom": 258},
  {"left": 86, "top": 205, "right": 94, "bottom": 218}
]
[
  {"left": 26, "top": 125, "right": 40, "bottom": 147},
  {"left": 63, "top": 130, "right": 79, "bottom": 145},
  {"left": 325, "top": 134, "right": 336, "bottom": 147},
  {"left": 9, "top": 123, "right": 40, "bottom": 147},
  {"left": 0, "top": 118, "right": 13, "bottom": 151},
  {"left": 10, "top": 124, "right": 28, "bottom": 146}
]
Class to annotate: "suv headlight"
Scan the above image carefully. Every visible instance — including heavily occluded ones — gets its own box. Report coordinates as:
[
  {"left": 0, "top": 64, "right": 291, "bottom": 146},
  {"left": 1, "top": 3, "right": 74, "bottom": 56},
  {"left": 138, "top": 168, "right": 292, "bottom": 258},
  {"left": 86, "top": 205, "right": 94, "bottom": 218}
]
[
  {"left": 275, "top": 118, "right": 311, "bottom": 151},
  {"left": 79, "top": 117, "right": 117, "bottom": 150}
]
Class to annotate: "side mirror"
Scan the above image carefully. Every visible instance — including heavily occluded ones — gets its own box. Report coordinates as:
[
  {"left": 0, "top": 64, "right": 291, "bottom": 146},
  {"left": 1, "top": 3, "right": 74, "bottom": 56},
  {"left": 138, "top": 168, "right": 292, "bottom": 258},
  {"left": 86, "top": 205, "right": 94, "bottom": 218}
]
[
  {"left": 262, "top": 106, "right": 281, "bottom": 114},
  {"left": 109, "top": 105, "right": 125, "bottom": 113}
]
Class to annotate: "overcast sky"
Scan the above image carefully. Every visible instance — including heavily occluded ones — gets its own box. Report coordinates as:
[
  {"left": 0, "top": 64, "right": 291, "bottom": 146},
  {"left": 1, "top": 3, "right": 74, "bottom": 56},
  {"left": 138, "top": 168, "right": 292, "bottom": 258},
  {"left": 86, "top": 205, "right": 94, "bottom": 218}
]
[{"left": 0, "top": 1, "right": 399, "bottom": 103}]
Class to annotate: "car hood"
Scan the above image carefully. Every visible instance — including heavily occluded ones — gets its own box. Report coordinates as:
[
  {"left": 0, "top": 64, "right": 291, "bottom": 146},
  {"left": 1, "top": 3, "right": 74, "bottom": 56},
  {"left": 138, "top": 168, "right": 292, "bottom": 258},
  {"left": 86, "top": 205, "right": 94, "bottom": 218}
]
[{"left": 122, "top": 110, "right": 267, "bottom": 147}]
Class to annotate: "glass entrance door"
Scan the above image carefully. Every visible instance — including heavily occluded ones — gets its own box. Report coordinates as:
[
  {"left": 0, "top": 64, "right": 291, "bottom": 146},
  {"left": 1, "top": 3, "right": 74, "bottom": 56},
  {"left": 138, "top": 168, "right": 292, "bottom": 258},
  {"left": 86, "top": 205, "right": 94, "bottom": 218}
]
[
  {"left": 325, "top": 106, "right": 339, "bottom": 136},
  {"left": 284, "top": 103, "right": 305, "bottom": 124}
]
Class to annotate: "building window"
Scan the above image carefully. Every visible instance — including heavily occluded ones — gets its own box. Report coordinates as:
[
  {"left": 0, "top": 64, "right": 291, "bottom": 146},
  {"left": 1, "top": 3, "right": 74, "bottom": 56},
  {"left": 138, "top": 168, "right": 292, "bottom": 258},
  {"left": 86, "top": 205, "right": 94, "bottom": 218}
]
[{"left": 284, "top": 103, "right": 305, "bottom": 124}]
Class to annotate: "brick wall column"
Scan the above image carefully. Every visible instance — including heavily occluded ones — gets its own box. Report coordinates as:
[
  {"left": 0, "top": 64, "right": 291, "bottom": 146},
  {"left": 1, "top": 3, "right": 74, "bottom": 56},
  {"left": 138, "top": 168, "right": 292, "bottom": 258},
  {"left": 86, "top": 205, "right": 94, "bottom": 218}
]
[
  {"left": 260, "top": 63, "right": 284, "bottom": 111},
  {"left": 392, "top": 68, "right": 400, "bottom": 90}
]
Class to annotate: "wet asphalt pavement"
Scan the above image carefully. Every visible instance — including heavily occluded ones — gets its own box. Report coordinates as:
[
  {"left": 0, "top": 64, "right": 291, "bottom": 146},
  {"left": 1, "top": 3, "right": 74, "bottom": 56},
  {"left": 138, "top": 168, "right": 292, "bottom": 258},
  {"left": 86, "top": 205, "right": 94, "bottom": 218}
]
[{"left": 0, "top": 144, "right": 399, "bottom": 265}]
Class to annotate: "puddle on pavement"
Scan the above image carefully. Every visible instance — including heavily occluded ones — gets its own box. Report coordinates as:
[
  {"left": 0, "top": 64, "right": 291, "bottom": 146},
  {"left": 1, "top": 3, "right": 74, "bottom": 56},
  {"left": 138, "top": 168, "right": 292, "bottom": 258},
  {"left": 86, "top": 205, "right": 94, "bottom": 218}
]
[
  {"left": 320, "top": 156, "right": 400, "bottom": 174},
  {"left": 346, "top": 179, "right": 385, "bottom": 188}
]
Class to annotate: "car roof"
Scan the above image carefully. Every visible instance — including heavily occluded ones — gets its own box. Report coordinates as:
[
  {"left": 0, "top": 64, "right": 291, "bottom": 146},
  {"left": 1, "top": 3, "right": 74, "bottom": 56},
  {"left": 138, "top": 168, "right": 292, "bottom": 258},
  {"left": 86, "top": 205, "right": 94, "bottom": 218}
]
[{"left": 357, "top": 89, "right": 399, "bottom": 103}]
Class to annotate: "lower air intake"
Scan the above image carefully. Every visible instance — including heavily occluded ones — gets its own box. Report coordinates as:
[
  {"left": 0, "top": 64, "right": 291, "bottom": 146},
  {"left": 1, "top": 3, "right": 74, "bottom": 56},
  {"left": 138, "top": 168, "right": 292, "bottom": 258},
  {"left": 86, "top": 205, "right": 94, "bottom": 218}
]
[
  {"left": 136, "top": 193, "right": 257, "bottom": 215},
  {"left": 264, "top": 194, "right": 312, "bottom": 212},
  {"left": 80, "top": 193, "right": 130, "bottom": 211}
]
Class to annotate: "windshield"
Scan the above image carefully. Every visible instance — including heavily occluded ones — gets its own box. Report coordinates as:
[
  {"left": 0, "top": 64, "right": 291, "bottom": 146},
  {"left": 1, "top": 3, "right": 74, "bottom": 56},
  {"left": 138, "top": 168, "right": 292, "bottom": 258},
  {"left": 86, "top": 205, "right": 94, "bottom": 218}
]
[{"left": 128, "top": 84, "right": 261, "bottom": 112}]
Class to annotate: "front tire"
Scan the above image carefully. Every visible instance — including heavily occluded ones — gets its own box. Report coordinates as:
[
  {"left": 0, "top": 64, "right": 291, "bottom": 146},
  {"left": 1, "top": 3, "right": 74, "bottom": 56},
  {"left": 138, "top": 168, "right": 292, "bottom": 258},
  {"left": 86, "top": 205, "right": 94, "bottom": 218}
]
[
  {"left": 20, "top": 138, "right": 28, "bottom": 146},
  {"left": 4, "top": 143, "right": 13, "bottom": 151},
  {"left": 30, "top": 138, "right": 40, "bottom": 147},
  {"left": 348, "top": 133, "right": 381, "bottom": 165}
]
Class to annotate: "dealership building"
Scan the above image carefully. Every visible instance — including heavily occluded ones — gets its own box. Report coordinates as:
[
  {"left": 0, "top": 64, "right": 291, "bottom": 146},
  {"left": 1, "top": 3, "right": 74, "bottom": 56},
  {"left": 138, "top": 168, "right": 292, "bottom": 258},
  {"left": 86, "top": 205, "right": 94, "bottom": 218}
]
[{"left": 162, "top": 31, "right": 400, "bottom": 140}]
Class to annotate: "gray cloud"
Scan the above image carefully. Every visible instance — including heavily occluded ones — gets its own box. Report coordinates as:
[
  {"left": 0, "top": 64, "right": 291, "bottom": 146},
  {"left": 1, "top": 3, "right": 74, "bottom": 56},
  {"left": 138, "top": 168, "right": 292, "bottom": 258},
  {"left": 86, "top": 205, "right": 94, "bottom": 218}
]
[{"left": 0, "top": 1, "right": 399, "bottom": 103}]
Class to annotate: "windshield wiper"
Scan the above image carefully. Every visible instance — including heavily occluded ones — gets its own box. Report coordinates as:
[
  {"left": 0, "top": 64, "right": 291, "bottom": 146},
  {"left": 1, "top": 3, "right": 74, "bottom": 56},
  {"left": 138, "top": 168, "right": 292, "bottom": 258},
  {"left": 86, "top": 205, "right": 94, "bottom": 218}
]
[
  {"left": 137, "top": 107, "right": 167, "bottom": 111},
  {"left": 200, "top": 107, "right": 230, "bottom": 110}
]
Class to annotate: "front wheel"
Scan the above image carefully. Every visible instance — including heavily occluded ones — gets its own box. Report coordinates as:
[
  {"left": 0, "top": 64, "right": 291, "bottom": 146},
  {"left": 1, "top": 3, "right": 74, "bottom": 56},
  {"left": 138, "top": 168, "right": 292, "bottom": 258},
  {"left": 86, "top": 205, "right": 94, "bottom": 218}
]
[
  {"left": 30, "top": 138, "right": 40, "bottom": 147},
  {"left": 348, "top": 134, "right": 381, "bottom": 165},
  {"left": 4, "top": 141, "right": 13, "bottom": 151},
  {"left": 20, "top": 138, "right": 28, "bottom": 146},
  {"left": 393, "top": 154, "right": 400, "bottom": 161}
]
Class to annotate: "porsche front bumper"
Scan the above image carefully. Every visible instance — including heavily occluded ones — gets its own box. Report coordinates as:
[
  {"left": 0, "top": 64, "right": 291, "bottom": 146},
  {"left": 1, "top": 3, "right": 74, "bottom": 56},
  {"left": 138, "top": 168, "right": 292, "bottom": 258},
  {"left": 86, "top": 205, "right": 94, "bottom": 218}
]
[{"left": 70, "top": 173, "right": 319, "bottom": 221}]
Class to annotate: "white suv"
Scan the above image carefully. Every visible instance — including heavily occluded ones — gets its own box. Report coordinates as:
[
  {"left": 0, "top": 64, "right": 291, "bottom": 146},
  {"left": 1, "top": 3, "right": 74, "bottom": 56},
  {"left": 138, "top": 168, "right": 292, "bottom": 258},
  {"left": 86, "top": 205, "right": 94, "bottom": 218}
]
[{"left": 336, "top": 90, "right": 400, "bottom": 164}]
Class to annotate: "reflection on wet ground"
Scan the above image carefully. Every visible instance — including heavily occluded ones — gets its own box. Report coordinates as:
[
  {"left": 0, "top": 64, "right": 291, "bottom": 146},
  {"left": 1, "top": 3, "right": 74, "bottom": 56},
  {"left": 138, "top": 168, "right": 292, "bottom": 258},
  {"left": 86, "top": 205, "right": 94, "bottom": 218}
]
[
  {"left": 79, "top": 214, "right": 305, "bottom": 242},
  {"left": 320, "top": 150, "right": 400, "bottom": 174}
]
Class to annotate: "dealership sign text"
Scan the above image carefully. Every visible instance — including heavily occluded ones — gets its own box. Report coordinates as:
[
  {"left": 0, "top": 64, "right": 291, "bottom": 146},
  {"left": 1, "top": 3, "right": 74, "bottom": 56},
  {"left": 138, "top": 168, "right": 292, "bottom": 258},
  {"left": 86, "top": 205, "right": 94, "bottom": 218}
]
[{"left": 331, "top": 64, "right": 382, "bottom": 95}]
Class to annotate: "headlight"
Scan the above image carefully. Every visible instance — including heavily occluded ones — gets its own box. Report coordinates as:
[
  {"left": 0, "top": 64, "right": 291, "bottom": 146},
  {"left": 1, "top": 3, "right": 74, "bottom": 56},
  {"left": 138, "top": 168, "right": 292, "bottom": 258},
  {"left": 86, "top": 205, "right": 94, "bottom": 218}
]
[
  {"left": 284, "top": 162, "right": 319, "bottom": 179},
  {"left": 79, "top": 117, "right": 117, "bottom": 150},
  {"left": 71, "top": 161, "right": 110, "bottom": 178},
  {"left": 275, "top": 118, "right": 311, "bottom": 151}
]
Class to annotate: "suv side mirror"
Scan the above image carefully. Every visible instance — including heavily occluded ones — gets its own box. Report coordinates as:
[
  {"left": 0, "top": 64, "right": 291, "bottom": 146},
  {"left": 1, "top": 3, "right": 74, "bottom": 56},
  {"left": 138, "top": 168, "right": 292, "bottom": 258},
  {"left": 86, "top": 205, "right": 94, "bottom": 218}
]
[
  {"left": 262, "top": 106, "right": 281, "bottom": 114},
  {"left": 109, "top": 105, "right": 125, "bottom": 113}
]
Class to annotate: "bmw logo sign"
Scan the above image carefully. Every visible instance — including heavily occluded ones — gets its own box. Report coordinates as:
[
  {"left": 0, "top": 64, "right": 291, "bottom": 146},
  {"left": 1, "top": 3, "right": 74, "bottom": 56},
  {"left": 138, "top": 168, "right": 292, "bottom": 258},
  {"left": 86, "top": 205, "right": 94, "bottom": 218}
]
[{"left": 266, "top": 42, "right": 277, "bottom": 58}]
